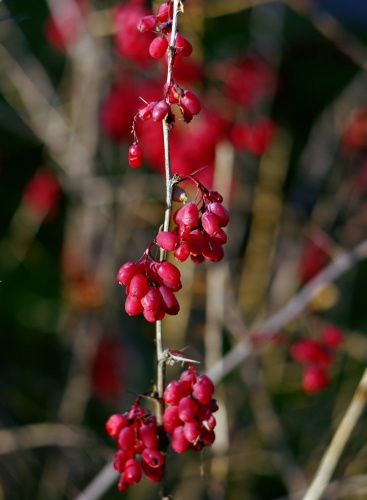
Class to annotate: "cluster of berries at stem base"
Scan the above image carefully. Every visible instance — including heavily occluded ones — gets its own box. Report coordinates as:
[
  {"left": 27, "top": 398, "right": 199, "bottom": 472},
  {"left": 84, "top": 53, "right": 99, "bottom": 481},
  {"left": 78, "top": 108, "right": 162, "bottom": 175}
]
[
  {"left": 163, "top": 364, "right": 218, "bottom": 452},
  {"left": 157, "top": 175, "right": 229, "bottom": 264},
  {"left": 128, "top": 0, "right": 202, "bottom": 168},
  {"left": 117, "top": 243, "right": 181, "bottom": 323},
  {"left": 290, "top": 324, "right": 344, "bottom": 394},
  {"left": 106, "top": 398, "right": 165, "bottom": 491}
]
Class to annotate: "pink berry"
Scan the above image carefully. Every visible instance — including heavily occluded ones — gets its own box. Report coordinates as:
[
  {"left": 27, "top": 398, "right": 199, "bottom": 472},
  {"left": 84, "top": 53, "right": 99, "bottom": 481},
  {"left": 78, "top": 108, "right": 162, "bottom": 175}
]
[
  {"left": 152, "top": 100, "right": 170, "bottom": 121},
  {"left": 164, "top": 380, "right": 184, "bottom": 405},
  {"left": 178, "top": 396, "right": 199, "bottom": 421},
  {"left": 193, "top": 375, "right": 214, "bottom": 404},
  {"left": 117, "top": 261, "right": 138, "bottom": 286},
  {"left": 156, "top": 2, "right": 173, "bottom": 22},
  {"left": 202, "top": 212, "right": 220, "bottom": 236},
  {"left": 124, "top": 459, "right": 142, "bottom": 484},
  {"left": 138, "top": 101, "right": 156, "bottom": 120},
  {"left": 302, "top": 365, "right": 330, "bottom": 394},
  {"left": 137, "top": 15, "right": 158, "bottom": 32},
  {"left": 142, "top": 448, "right": 165, "bottom": 468},
  {"left": 157, "top": 261, "right": 181, "bottom": 284},
  {"left": 158, "top": 285, "right": 180, "bottom": 315},
  {"left": 156, "top": 230, "right": 180, "bottom": 251},
  {"left": 163, "top": 405, "right": 181, "bottom": 433},
  {"left": 149, "top": 36, "right": 168, "bottom": 58},
  {"left": 128, "top": 143, "right": 143, "bottom": 168},
  {"left": 129, "top": 273, "right": 148, "bottom": 299},
  {"left": 321, "top": 324, "right": 344, "bottom": 348},
  {"left": 117, "top": 426, "right": 135, "bottom": 452},
  {"left": 171, "top": 425, "right": 189, "bottom": 453},
  {"left": 174, "top": 242, "right": 190, "bottom": 262},
  {"left": 187, "top": 229, "right": 205, "bottom": 254},
  {"left": 179, "top": 90, "right": 201, "bottom": 116},
  {"left": 141, "top": 287, "right": 160, "bottom": 311},
  {"left": 173, "top": 202, "right": 199, "bottom": 227},
  {"left": 207, "top": 202, "right": 230, "bottom": 227},
  {"left": 106, "top": 414, "right": 129, "bottom": 438},
  {"left": 125, "top": 294, "right": 144, "bottom": 316},
  {"left": 183, "top": 420, "right": 201, "bottom": 442},
  {"left": 139, "top": 424, "right": 158, "bottom": 449}
]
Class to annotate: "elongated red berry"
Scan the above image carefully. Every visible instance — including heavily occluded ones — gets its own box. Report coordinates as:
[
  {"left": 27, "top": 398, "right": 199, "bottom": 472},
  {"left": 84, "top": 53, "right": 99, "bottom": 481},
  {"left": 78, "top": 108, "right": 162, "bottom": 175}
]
[
  {"left": 302, "top": 365, "right": 330, "bottom": 394},
  {"left": 106, "top": 414, "right": 129, "bottom": 438},
  {"left": 129, "top": 273, "right": 148, "bottom": 299},
  {"left": 158, "top": 285, "right": 180, "bottom": 314},
  {"left": 124, "top": 459, "right": 142, "bottom": 484},
  {"left": 142, "top": 448, "right": 165, "bottom": 468},
  {"left": 113, "top": 450, "right": 129, "bottom": 472},
  {"left": 138, "top": 102, "right": 156, "bottom": 120},
  {"left": 164, "top": 380, "right": 184, "bottom": 405},
  {"left": 157, "top": 2, "right": 173, "bottom": 22},
  {"left": 207, "top": 202, "right": 230, "bottom": 227},
  {"left": 152, "top": 100, "right": 170, "bottom": 121},
  {"left": 174, "top": 242, "right": 190, "bottom": 262},
  {"left": 193, "top": 374, "right": 214, "bottom": 404},
  {"left": 171, "top": 425, "right": 189, "bottom": 453},
  {"left": 183, "top": 420, "right": 201, "bottom": 442},
  {"left": 137, "top": 15, "right": 158, "bottom": 32},
  {"left": 141, "top": 460, "right": 164, "bottom": 482},
  {"left": 117, "top": 426, "right": 135, "bottom": 451},
  {"left": 173, "top": 202, "right": 199, "bottom": 227},
  {"left": 163, "top": 405, "right": 181, "bottom": 433},
  {"left": 149, "top": 36, "right": 168, "bottom": 58},
  {"left": 125, "top": 294, "right": 144, "bottom": 316},
  {"left": 156, "top": 230, "right": 180, "bottom": 251},
  {"left": 141, "top": 287, "right": 160, "bottom": 311},
  {"left": 117, "top": 261, "right": 138, "bottom": 286},
  {"left": 178, "top": 396, "right": 199, "bottom": 421},
  {"left": 157, "top": 261, "right": 181, "bottom": 284},
  {"left": 187, "top": 229, "right": 205, "bottom": 254},
  {"left": 202, "top": 212, "right": 220, "bottom": 236},
  {"left": 179, "top": 90, "right": 201, "bottom": 116},
  {"left": 139, "top": 424, "right": 158, "bottom": 449},
  {"left": 129, "top": 143, "right": 143, "bottom": 168}
]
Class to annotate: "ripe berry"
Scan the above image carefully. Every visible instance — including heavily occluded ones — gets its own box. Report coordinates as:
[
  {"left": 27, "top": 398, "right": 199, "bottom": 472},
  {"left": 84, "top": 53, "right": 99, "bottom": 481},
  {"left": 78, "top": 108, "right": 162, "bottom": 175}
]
[
  {"left": 137, "top": 15, "right": 158, "bottom": 32},
  {"left": 142, "top": 448, "right": 165, "bottom": 468},
  {"left": 138, "top": 101, "right": 156, "bottom": 120},
  {"left": 178, "top": 396, "right": 199, "bottom": 421},
  {"left": 117, "top": 261, "right": 138, "bottom": 286},
  {"left": 139, "top": 424, "right": 158, "bottom": 449},
  {"left": 163, "top": 404, "right": 181, "bottom": 433},
  {"left": 158, "top": 285, "right": 180, "bottom": 315},
  {"left": 321, "top": 324, "right": 344, "bottom": 348},
  {"left": 156, "top": 230, "right": 180, "bottom": 251},
  {"left": 173, "top": 202, "right": 199, "bottom": 227},
  {"left": 164, "top": 380, "right": 184, "bottom": 405},
  {"left": 207, "top": 202, "right": 230, "bottom": 227},
  {"left": 149, "top": 36, "right": 168, "bottom": 58},
  {"left": 125, "top": 294, "right": 144, "bottom": 316},
  {"left": 129, "top": 274, "right": 148, "bottom": 299},
  {"left": 141, "top": 460, "right": 164, "bottom": 482},
  {"left": 187, "top": 229, "right": 205, "bottom": 254},
  {"left": 183, "top": 420, "right": 201, "bottom": 442},
  {"left": 302, "top": 365, "right": 330, "bottom": 394},
  {"left": 171, "top": 425, "right": 189, "bottom": 453},
  {"left": 202, "top": 212, "right": 220, "bottom": 236},
  {"left": 124, "top": 459, "right": 142, "bottom": 484},
  {"left": 141, "top": 287, "right": 160, "bottom": 311},
  {"left": 106, "top": 414, "right": 129, "bottom": 438},
  {"left": 157, "top": 261, "right": 181, "bottom": 284},
  {"left": 193, "top": 374, "right": 214, "bottom": 404},
  {"left": 179, "top": 90, "right": 201, "bottom": 116},
  {"left": 129, "top": 143, "right": 143, "bottom": 168},
  {"left": 118, "top": 426, "right": 136, "bottom": 452},
  {"left": 174, "top": 242, "right": 190, "bottom": 262},
  {"left": 157, "top": 2, "right": 173, "bottom": 22}
]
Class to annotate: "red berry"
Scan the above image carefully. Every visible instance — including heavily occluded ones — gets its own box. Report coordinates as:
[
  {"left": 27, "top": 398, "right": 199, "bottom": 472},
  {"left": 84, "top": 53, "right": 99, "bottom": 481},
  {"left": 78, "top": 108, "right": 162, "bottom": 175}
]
[
  {"left": 141, "top": 460, "right": 164, "bottom": 482},
  {"left": 207, "top": 202, "right": 230, "bottom": 227},
  {"left": 157, "top": 2, "right": 173, "bottom": 22},
  {"left": 179, "top": 369, "right": 195, "bottom": 393},
  {"left": 124, "top": 459, "right": 142, "bottom": 484},
  {"left": 125, "top": 294, "right": 144, "bottom": 316},
  {"left": 200, "top": 427, "right": 215, "bottom": 445},
  {"left": 202, "top": 236, "right": 224, "bottom": 262},
  {"left": 138, "top": 101, "right": 156, "bottom": 120},
  {"left": 173, "top": 202, "right": 199, "bottom": 227},
  {"left": 158, "top": 285, "right": 180, "bottom": 315},
  {"left": 187, "top": 229, "right": 205, "bottom": 254},
  {"left": 142, "top": 448, "right": 165, "bottom": 468},
  {"left": 174, "top": 242, "right": 190, "bottom": 262},
  {"left": 157, "top": 261, "right": 181, "bottom": 284},
  {"left": 183, "top": 420, "right": 201, "bottom": 442},
  {"left": 163, "top": 404, "right": 181, "bottom": 433},
  {"left": 106, "top": 414, "right": 129, "bottom": 438},
  {"left": 117, "top": 426, "right": 135, "bottom": 452},
  {"left": 113, "top": 450, "right": 129, "bottom": 472},
  {"left": 139, "top": 424, "right": 158, "bottom": 449},
  {"left": 291, "top": 339, "right": 333, "bottom": 366},
  {"left": 321, "top": 324, "right": 344, "bottom": 348},
  {"left": 201, "top": 212, "right": 220, "bottom": 236},
  {"left": 129, "top": 143, "right": 143, "bottom": 168},
  {"left": 118, "top": 473, "right": 131, "bottom": 491},
  {"left": 156, "top": 230, "right": 180, "bottom": 251},
  {"left": 179, "top": 90, "right": 201, "bottom": 116},
  {"left": 152, "top": 100, "right": 170, "bottom": 122},
  {"left": 302, "top": 365, "right": 330, "bottom": 394},
  {"left": 193, "top": 375, "right": 214, "bottom": 404},
  {"left": 117, "top": 261, "right": 138, "bottom": 286},
  {"left": 211, "top": 228, "right": 227, "bottom": 245},
  {"left": 137, "top": 15, "right": 158, "bottom": 32},
  {"left": 171, "top": 425, "right": 189, "bottom": 453},
  {"left": 178, "top": 396, "right": 199, "bottom": 421},
  {"left": 141, "top": 287, "right": 160, "bottom": 311},
  {"left": 164, "top": 380, "right": 184, "bottom": 405},
  {"left": 143, "top": 307, "right": 165, "bottom": 322},
  {"left": 129, "top": 273, "right": 148, "bottom": 299},
  {"left": 149, "top": 36, "right": 168, "bottom": 58}
]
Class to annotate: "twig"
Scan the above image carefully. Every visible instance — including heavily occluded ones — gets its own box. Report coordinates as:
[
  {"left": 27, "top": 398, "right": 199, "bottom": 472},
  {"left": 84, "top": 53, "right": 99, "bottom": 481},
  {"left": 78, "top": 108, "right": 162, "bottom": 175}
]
[
  {"left": 302, "top": 366, "right": 367, "bottom": 500},
  {"left": 207, "top": 238, "right": 367, "bottom": 384}
]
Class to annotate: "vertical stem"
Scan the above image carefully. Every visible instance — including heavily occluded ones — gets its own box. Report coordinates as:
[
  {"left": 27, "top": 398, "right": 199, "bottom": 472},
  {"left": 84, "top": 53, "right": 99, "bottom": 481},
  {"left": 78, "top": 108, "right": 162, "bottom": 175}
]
[{"left": 155, "top": 0, "right": 181, "bottom": 425}]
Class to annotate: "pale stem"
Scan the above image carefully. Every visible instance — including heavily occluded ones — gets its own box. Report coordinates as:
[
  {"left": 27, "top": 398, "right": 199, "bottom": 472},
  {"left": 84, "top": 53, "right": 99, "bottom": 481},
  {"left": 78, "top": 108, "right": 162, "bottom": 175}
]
[{"left": 155, "top": 0, "right": 181, "bottom": 423}]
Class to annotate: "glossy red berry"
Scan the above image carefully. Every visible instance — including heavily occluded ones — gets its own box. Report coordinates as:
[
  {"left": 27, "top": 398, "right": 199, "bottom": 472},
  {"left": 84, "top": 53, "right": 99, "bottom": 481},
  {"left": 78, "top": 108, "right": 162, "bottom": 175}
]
[
  {"left": 302, "top": 365, "right": 330, "bottom": 394},
  {"left": 157, "top": 261, "right": 181, "bottom": 284},
  {"left": 179, "top": 90, "right": 201, "bottom": 116},
  {"left": 129, "top": 143, "right": 143, "bottom": 168},
  {"left": 171, "top": 425, "right": 189, "bottom": 453},
  {"left": 137, "top": 15, "right": 158, "bottom": 32},
  {"left": 164, "top": 380, "right": 184, "bottom": 405},
  {"left": 156, "top": 230, "right": 180, "bottom": 251},
  {"left": 118, "top": 426, "right": 136, "bottom": 452},
  {"left": 106, "top": 414, "right": 129, "bottom": 438},
  {"left": 149, "top": 36, "right": 168, "bottom": 58}
]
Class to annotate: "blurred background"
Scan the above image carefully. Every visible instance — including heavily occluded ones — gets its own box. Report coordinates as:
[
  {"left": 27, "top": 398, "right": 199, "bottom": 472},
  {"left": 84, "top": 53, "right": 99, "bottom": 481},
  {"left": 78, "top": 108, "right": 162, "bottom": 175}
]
[{"left": 1, "top": 0, "right": 367, "bottom": 498}]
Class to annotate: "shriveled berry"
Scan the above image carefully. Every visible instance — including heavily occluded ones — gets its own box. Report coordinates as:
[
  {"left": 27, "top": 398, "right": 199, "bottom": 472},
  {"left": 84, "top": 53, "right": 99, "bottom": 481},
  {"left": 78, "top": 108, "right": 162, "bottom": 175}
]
[{"left": 128, "top": 143, "right": 143, "bottom": 168}]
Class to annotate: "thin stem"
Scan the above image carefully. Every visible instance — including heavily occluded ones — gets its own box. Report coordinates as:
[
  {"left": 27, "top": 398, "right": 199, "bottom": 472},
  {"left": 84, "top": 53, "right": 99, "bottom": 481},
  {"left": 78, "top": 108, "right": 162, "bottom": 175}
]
[{"left": 155, "top": 2, "right": 182, "bottom": 491}]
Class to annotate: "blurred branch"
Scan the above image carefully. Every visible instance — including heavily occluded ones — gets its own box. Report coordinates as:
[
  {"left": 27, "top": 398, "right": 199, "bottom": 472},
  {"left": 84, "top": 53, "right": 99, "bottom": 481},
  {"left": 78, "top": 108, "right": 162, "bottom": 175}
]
[
  {"left": 303, "top": 366, "right": 367, "bottom": 500},
  {"left": 0, "top": 423, "right": 106, "bottom": 454},
  {"left": 207, "top": 237, "right": 367, "bottom": 385}
]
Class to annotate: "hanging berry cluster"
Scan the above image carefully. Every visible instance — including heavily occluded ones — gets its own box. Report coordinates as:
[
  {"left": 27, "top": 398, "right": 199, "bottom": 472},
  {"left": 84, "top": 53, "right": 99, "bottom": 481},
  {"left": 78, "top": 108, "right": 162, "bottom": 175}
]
[
  {"left": 163, "top": 365, "right": 218, "bottom": 453},
  {"left": 128, "top": 0, "right": 202, "bottom": 168},
  {"left": 106, "top": 398, "right": 165, "bottom": 491},
  {"left": 290, "top": 324, "right": 344, "bottom": 394}
]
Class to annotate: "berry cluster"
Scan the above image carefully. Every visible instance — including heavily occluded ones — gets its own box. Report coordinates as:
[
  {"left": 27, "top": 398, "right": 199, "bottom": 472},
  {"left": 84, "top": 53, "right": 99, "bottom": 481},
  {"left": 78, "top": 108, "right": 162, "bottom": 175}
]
[
  {"left": 128, "top": 0, "right": 202, "bottom": 168},
  {"left": 157, "top": 179, "right": 229, "bottom": 264},
  {"left": 106, "top": 399, "right": 165, "bottom": 491},
  {"left": 163, "top": 366, "right": 218, "bottom": 452},
  {"left": 117, "top": 247, "right": 181, "bottom": 322},
  {"left": 291, "top": 324, "right": 344, "bottom": 394}
]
